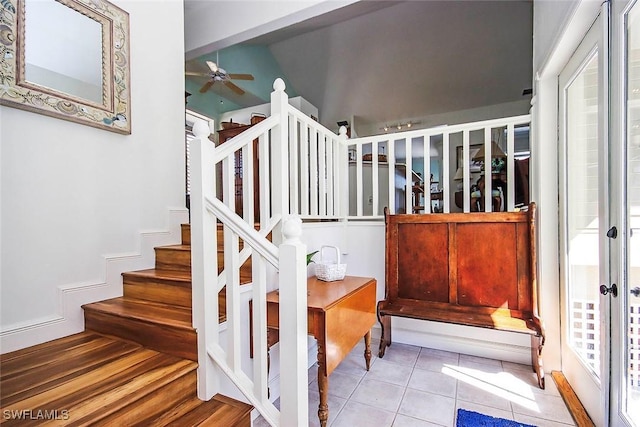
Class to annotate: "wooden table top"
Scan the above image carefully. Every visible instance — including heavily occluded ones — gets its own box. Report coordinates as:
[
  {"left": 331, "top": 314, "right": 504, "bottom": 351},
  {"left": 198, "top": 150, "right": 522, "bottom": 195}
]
[{"left": 266, "top": 276, "right": 376, "bottom": 312}]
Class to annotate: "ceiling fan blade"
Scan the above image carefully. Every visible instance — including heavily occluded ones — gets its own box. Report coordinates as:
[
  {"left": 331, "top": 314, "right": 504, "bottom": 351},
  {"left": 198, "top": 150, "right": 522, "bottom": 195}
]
[
  {"left": 205, "top": 60, "right": 218, "bottom": 72},
  {"left": 186, "top": 71, "right": 210, "bottom": 77},
  {"left": 199, "top": 80, "right": 215, "bottom": 93},
  {"left": 228, "top": 73, "right": 254, "bottom": 81},
  {"left": 185, "top": 59, "right": 210, "bottom": 74},
  {"left": 224, "top": 81, "right": 245, "bottom": 95}
]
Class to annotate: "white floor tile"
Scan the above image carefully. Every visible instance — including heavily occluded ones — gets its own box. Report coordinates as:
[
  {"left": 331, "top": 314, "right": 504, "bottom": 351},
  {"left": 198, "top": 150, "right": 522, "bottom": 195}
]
[
  {"left": 510, "top": 392, "right": 575, "bottom": 425},
  {"left": 415, "top": 348, "right": 459, "bottom": 373},
  {"left": 398, "top": 388, "right": 456, "bottom": 426},
  {"left": 408, "top": 367, "right": 457, "bottom": 398},
  {"left": 456, "top": 380, "right": 513, "bottom": 411},
  {"left": 322, "top": 370, "right": 363, "bottom": 399},
  {"left": 364, "top": 357, "right": 413, "bottom": 386},
  {"left": 331, "top": 400, "right": 396, "bottom": 427},
  {"left": 392, "top": 413, "right": 447, "bottom": 427},
  {"left": 350, "top": 378, "right": 406, "bottom": 412},
  {"left": 333, "top": 350, "right": 375, "bottom": 378},
  {"left": 378, "top": 342, "right": 421, "bottom": 366}
]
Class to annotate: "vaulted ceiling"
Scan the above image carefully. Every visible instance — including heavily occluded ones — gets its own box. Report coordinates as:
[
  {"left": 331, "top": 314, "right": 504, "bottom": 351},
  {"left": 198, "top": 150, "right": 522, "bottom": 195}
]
[{"left": 184, "top": 1, "right": 533, "bottom": 134}]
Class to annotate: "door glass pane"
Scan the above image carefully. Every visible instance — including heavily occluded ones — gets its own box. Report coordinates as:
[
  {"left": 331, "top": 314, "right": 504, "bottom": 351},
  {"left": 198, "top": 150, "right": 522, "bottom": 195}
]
[
  {"left": 626, "top": 3, "right": 640, "bottom": 422},
  {"left": 566, "top": 52, "right": 601, "bottom": 378}
]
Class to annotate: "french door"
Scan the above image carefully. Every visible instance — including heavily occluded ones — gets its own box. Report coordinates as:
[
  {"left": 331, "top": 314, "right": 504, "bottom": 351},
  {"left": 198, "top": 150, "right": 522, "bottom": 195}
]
[
  {"left": 611, "top": 0, "right": 640, "bottom": 425},
  {"left": 559, "top": 9, "right": 608, "bottom": 426},
  {"left": 559, "top": 1, "right": 640, "bottom": 425}
]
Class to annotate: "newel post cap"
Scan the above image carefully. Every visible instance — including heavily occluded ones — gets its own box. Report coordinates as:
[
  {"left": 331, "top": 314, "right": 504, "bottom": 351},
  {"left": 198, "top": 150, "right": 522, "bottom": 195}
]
[
  {"left": 273, "top": 78, "right": 286, "bottom": 92},
  {"left": 192, "top": 121, "right": 210, "bottom": 139},
  {"left": 282, "top": 215, "right": 302, "bottom": 243}
]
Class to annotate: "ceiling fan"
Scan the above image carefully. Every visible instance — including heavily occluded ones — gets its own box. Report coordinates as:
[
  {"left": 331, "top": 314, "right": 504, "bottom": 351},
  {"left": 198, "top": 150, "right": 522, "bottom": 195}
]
[{"left": 185, "top": 53, "right": 254, "bottom": 95}]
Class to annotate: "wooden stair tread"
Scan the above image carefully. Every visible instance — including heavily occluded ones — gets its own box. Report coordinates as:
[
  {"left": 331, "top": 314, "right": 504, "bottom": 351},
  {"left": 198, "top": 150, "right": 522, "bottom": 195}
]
[
  {"left": 123, "top": 268, "right": 192, "bottom": 283},
  {"left": 156, "top": 244, "right": 191, "bottom": 251},
  {"left": 83, "top": 297, "right": 192, "bottom": 330},
  {"left": 0, "top": 332, "right": 142, "bottom": 404},
  {"left": 142, "top": 394, "right": 252, "bottom": 426},
  {"left": 0, "top": 332, "right": 251, "bottom": 427},
  {"left": 0, "top": 332, "right": 193, "bottom": 407}
]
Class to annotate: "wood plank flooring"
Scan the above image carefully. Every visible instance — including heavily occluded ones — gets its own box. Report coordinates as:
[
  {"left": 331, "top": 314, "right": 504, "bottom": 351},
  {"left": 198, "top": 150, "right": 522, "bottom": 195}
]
[
  {"left": 0, "top": 332, "right": 252, "bottom": 426},
  {"left": 1, "top": 223, "right": 256, "bottom": 426}
]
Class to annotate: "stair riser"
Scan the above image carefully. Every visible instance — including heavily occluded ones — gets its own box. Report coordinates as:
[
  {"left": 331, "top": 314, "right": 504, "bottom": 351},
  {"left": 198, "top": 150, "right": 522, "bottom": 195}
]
[
  {"left": 92, "top": 370, "right": 197, "bottom": 426},
  {"left": 123, "top": 281, "right": 192, "bottom": 308},
  {"left": 84, "top": 312, "right": 197, "bottom": 361},
  {"left": 181, "top": 224, "right": 191, "bottom": 246},
  {"left": 155, "top": 248, "right": 191, "bottom": 272}
]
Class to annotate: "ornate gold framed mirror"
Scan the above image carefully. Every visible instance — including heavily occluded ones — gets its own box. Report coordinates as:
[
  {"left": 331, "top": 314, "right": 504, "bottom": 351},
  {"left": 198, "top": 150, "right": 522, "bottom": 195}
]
[{"left": 0, "top": 0, "right": 130, "bottom": 134}]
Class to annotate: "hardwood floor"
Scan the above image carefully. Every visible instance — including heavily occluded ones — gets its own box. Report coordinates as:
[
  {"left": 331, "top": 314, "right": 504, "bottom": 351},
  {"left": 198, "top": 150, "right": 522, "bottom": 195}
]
[
  {"left": 1, "top": 223, "right": 253, "bottom": 426},
  {"left": 0, "top": 332, "right": 252, "bottom": 426}
]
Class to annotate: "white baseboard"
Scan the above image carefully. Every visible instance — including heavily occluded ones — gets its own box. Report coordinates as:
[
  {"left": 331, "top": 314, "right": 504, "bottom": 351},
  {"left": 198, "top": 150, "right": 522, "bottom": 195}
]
[
  {"left": 0, "top": 207, "right": 189, "bottom": 353},
  {"left": 378, "top": 317, "right": 532, "bottom": 365}
]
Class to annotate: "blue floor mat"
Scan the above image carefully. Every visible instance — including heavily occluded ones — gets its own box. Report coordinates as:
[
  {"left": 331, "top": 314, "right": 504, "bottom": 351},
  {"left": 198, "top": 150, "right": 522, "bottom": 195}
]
[{"left": 456, "top": 409, "right": 537, "bottom": 427}]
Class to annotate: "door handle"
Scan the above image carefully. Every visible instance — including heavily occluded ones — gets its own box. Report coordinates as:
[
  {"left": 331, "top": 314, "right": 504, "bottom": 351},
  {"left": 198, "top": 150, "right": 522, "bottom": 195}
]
[
  {"left": 600, "top": 283, "right": 618, "bottom": 297},
  {"left": 631, "top": 287, "right": 640, "bottom": 297}
]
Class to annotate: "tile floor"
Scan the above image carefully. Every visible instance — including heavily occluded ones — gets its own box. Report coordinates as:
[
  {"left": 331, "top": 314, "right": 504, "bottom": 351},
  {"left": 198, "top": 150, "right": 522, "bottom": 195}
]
[{"left": 254, "top": 339, "right": 575, "bottom": 427}]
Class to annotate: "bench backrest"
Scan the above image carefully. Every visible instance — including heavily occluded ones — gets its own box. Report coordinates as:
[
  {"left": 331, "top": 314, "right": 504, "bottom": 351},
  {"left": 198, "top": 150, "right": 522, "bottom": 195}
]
[{"left": 385, "top": 202, "right": 538, "bottom": 314}]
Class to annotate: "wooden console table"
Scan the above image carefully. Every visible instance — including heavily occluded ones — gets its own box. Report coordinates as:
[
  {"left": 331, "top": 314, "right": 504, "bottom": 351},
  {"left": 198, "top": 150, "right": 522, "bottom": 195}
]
[{"left": 265, "top": 276, "right": 377, "bottom": 427}]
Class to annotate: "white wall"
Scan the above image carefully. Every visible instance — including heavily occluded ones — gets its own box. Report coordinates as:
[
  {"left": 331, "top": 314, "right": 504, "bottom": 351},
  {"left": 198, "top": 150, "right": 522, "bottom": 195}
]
[
  {"left": 0, "top": 0, "right": 187, "bottom": 352},
  {"left": 184, "top": 1, "right": 357, "bottom": 59},
  {"left": 533, "top": 0, "right": 581, "bottom": 73}
]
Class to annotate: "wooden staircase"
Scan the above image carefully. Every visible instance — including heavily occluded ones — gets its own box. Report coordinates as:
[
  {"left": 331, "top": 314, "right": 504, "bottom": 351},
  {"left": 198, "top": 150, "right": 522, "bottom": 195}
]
[{"left": 0, "top": 224, "right": 253, "bottom": 426}]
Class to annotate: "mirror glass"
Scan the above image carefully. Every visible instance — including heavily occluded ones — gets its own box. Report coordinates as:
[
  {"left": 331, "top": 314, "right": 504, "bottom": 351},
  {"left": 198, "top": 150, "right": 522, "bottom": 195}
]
[
  {"left": 24, "top": 0, "right": 103, "bottom": 104},
  {"left": 0, "top": 0, "right": 131, "bottom": 134}
]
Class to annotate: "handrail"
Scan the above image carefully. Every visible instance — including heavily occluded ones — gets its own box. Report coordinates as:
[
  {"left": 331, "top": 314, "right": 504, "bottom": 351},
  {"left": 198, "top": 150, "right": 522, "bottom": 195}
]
[
  {"left": 205, "top": 196, "right": 279, "bottom": 267},
  {"left": 213, "top": 114, "right": 280, "bottom": 163},
  {"left": 347, "top": 114, "right": 531, "bottom": 145},
  {"left": 215, "top": 213, "right": 282, "bottom": 292}
]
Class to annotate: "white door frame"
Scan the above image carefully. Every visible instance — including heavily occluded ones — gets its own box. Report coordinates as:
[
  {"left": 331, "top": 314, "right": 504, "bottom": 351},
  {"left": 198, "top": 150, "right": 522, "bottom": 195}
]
[
  {"left": 610, "top": 0, "right": 638, "bottom": 425},
  {"left": 534, "top": 1, "right": 609, "bottom": 425},
  {"left": 533, "top": 0, "right": 605, "bottom": 386}
]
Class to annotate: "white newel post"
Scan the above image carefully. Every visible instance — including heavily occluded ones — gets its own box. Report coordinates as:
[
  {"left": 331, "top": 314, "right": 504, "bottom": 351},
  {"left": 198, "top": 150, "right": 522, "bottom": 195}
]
[
  {"left": 338, "top": 126, "right": 349, "bottom": 218},
  {"left": 270, "top": 78, "right": 290, "bottom": 220},
  {"left": 278, "top": 216, "right": 309, "bottom": 427},
  {"left": 189, "top": 121, "right": 220, "bottom": 400}
]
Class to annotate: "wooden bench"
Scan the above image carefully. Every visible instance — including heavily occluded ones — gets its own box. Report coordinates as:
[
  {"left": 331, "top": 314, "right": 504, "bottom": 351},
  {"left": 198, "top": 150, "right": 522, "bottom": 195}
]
[{"left": 377, "top": 202, "right": 545, "bottom": 388}]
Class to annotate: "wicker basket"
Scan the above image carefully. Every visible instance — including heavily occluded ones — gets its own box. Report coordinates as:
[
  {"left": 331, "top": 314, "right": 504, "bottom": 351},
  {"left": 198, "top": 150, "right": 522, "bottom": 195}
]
[{"left": 315, "top": 246, "right": 347, "bottom": 282}]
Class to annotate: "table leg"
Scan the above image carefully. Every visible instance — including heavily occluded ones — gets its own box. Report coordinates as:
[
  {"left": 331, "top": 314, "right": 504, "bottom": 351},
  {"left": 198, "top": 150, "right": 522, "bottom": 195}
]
[
  {"left": 364, "top": 331, "right": 372, "bottom": 371},
  {"left": 317, "top": 340, "right": 329, "bottom": 427}
]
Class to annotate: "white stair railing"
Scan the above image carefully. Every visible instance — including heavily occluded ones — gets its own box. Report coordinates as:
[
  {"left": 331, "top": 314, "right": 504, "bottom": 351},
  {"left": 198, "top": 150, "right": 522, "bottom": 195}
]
[
  {"left": 189, "top": 77, "right": 531, "bottom": 426},
  {"left": 346, "top": 115, "right": 531, "bottom": 217},
  {"left": 285, "top": 106, "right": 348, "bottom": 219},
  {"left": 190, "top": 79, "right": 308, "bottom": 427}
]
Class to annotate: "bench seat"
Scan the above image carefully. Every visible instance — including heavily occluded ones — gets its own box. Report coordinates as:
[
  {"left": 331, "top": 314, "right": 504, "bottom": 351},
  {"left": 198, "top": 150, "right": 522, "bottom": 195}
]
[
  {"left": 377, "top": 298, "right": 543, "bottom": 335},
  {"left": 377, "top": 203, "right": 545, "bottom": 389}
]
